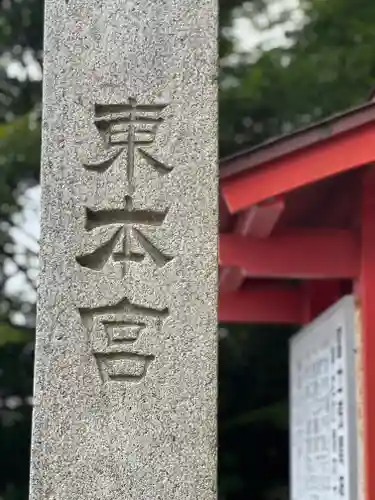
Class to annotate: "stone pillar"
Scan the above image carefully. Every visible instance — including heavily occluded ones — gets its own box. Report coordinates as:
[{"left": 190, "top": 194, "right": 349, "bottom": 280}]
[{"left": 30, "top": 1, "right": 217, "bottom": 499}]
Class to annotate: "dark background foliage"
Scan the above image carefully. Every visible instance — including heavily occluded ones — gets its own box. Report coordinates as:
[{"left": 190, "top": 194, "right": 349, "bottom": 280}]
[{"left": 1, "top": 0, "right": 374, "bottom": 498}]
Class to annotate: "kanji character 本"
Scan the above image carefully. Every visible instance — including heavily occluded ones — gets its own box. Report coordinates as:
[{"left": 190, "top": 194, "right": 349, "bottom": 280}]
[
  {"left": 76, "top": 195, "right": 173, "bottom": 272},
  {"left": 79, "top": 295, "right": 169, "bottom": 383},
  {"left": 83, "top": 98, "right": 172, "bottom": 191}
]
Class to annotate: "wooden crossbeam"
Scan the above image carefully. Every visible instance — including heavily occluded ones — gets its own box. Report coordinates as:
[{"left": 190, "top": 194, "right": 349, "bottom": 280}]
[
  {"left": 219, "top": 199, "right": 285, "bottom": 292},
  {"left": 235, "top": 199, "right": 285, "bottom": 238},
  {"left": 219, "top": 286, "right": 303, "bottom": 324},
  {"left": 221, "top": 121, "right": 375, "bottom": 214},
  {"left": 219, "top": 193, "right": 231, "bottom": 232},
  {"left": 219, "top": 229, "right": 359, "bottom": 279}
]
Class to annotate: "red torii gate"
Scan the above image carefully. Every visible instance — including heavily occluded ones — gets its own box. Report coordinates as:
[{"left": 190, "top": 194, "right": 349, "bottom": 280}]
[{"left": 218, "top": 98, "right": 375, "bottom": 498}]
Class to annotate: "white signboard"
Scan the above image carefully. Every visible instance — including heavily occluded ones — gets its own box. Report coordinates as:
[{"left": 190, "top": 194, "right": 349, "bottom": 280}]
[{"left": 290, "top": 295, "right": 358, "bottom": 500}]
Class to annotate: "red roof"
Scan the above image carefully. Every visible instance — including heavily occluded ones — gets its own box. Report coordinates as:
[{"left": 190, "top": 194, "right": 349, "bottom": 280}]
[{"left": 219, "top": 98, "right": 375, "bottom": 324}]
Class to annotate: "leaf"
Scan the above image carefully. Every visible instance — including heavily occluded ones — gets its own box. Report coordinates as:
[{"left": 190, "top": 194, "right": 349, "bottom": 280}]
[
  {"left": 0, "top": 324, "right": 31, "bottom": 347},
  {"left": 0, "top": 113, "right": 41, "bottom": 182}
]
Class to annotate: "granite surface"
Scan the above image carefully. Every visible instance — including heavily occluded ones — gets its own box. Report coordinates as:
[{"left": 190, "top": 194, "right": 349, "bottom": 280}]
[{"left": 30, "top": 1, "right": 217, "bottom": 499}]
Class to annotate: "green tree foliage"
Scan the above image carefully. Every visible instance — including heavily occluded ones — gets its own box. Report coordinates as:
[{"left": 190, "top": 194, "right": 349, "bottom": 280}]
[
  {"left": 0, "top": 1, "right": 42, "bottom": 498},
  {"left": 1, "top": 0, "right": 375, "bottom": 499},
  {"left": 220, "top": 0, "right": 375, "bottom": 156}
]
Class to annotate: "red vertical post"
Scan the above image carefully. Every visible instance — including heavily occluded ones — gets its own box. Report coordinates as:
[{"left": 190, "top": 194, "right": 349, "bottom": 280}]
[{"left": 359, "top": 166, "right": 375, "bottom": 500}]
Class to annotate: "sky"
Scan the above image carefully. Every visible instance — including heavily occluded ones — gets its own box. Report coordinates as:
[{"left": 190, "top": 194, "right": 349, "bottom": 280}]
[{"left": 232, "top": 0, "right": 302, "bottom": 52}]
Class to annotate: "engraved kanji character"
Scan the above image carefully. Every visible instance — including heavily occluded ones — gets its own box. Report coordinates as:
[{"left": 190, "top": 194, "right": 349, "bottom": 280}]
[
  {"left": 76, "top": 195, "right": 173, "bottom": 272},
  {"left": 83, "top": 98, "right": 172, "bottom": 191},
  {"left": 79, "top": 295, "right": 168, "bottom": 383}
]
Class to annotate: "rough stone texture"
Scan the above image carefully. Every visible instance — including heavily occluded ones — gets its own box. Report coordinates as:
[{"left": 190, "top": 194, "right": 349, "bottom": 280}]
[{"left": 30, "top": 1, "right": 217, "bottom": 499}]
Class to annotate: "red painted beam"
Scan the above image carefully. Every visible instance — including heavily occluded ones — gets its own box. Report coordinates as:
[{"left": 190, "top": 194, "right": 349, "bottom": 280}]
[
  {"left": 358, "top": 166, "right": 375, "bottom": 500},
  {"left": 219, "top": 266, "right": 244, "bottom": 292},
  {"left": 235, "top": 199, "right": 285, "bottom": 238},
  {"left": 219, "top": 286, "right": 303, "bottom": 324},
  {"left": 221, "top": 121, "right": 375, "bottom": 214},
  {"left": 219, "top": 193, "right": 231, "bottom": 232},
  {"left": 219, "top": 199, "right": 285, "bottom": 292},
  {"left": 219, "top": 229, "right": 359, "bottom": 279}
]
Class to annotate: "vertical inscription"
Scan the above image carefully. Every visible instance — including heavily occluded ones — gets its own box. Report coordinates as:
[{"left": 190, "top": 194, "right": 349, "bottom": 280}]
[
  {"left": 334, "top": 325, "right": 346, "bottom": 497},
  {"left": 77, "top": 99, "right": 174, "bottom": 383}
]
